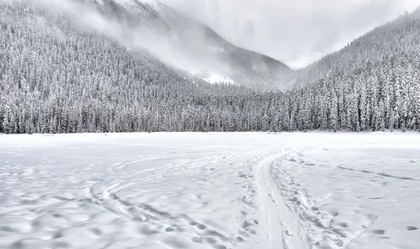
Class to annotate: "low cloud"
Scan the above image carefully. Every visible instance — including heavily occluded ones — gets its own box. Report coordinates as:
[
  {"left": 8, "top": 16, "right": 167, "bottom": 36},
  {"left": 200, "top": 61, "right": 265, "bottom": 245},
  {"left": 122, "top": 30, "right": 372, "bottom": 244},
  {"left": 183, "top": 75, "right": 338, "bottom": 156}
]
[
  {"left": 29, "top": 0, "right": 231, "bottom": 77},
  {"left": 164, "top": 0, "right": 419, "bottom": 68}
]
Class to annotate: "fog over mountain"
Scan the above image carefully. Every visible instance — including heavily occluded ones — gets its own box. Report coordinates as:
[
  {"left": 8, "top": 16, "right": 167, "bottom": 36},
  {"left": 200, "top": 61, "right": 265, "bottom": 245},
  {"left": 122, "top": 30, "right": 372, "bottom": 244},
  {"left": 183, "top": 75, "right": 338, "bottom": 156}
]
[
  {"left": 22, "top": 0, "right": 291, "bottom": 90},
  {"left": 164, "top": 0, "right": 419, "bottom": 68}
]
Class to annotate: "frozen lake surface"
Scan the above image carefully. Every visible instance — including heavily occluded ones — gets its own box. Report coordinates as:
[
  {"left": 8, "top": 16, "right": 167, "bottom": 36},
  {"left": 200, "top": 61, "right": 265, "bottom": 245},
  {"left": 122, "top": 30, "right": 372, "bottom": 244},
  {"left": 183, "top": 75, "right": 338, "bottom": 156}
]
[{"left": 0, "top": 132, "right": 419, "bottom": 249}]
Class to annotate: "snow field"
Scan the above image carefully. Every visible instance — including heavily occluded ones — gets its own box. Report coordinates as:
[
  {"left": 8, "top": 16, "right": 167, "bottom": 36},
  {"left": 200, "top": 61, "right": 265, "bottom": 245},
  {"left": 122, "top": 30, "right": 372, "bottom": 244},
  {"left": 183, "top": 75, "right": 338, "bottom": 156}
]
[{"left": 0, "top": 132, "right": 419, "bottom": 249}]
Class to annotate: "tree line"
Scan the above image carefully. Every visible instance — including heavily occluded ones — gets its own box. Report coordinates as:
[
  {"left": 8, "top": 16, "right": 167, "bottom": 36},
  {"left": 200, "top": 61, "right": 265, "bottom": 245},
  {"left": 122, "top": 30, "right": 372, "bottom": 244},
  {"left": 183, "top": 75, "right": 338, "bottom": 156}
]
[{"left": 1, "top": 2, "right": 419, "bottom": 133}]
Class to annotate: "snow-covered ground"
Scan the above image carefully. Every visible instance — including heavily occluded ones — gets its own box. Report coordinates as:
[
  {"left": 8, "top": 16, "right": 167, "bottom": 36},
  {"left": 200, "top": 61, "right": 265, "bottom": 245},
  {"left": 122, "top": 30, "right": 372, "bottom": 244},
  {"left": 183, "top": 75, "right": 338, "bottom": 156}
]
[
  {"left": 203, "top": 73, "right": 235, "bottom": 85},
  {"left": 0, "top": 133, "right": 419, "bottom": 249}
]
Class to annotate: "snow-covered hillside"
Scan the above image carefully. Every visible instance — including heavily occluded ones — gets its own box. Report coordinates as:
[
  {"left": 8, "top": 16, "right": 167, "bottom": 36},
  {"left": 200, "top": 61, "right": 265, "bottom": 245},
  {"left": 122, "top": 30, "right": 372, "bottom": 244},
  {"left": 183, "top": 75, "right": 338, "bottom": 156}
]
[
  {"left": 1, "top": 133, "right": 419, "bottom": 249},
  {"left": 2, "top": 1, "right": 420, "bottom": 134},
  {"left": 97, "top": 0, "right": 292, "bottom": 89}
]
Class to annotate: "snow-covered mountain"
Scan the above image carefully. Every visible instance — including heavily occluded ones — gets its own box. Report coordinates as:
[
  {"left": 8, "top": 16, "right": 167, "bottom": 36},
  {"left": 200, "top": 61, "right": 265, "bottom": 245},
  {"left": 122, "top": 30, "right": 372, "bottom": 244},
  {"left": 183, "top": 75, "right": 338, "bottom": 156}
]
[
  {"left": 90, "top": 0, "right": 293, "bottom": 89},
  {"left": 286, "top": 6, "right": 420, "bottom": 89},
  {"left": 1, "top": 0, "right": 420, "bottom": 134}
]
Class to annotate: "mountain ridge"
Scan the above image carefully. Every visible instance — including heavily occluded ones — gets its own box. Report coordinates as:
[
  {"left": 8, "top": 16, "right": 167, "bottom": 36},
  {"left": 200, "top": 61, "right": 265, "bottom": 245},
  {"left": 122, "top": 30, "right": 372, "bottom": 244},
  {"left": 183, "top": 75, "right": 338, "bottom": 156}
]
[
  {"left": 285, "top": 6, "right": 420, "bottom": 89},
  {"left": 92, "top": 0, "right": 293, "bottom": 90}
]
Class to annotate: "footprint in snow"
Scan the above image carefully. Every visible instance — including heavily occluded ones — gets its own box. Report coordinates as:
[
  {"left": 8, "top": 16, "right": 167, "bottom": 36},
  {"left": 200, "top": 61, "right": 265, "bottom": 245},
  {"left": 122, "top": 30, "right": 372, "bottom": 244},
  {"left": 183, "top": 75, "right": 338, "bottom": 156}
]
[{"left": 372, "top": 229, "right": 386, "bottom": 235}]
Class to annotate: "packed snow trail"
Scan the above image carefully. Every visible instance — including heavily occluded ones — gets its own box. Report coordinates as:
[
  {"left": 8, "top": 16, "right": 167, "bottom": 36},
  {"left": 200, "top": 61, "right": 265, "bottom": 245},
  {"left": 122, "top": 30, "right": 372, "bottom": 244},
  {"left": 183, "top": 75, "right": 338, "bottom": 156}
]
[
  {"left": 252, "top": 151, "right": 309, "bottom": 249},
  {"left": 1, "top": 133, "right": 420, "bottom": 249}
]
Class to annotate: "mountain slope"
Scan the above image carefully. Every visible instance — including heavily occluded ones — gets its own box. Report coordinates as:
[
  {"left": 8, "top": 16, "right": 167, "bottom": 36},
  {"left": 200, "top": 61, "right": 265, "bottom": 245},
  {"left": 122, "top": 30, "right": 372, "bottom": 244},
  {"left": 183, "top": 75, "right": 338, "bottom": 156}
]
[
  {"left": 93, "top": 0, "right": 293, "bottom": 90},
  {"left": 287, "top": 7, "right": 420, "bottom": 89},
  {"left": 281, "top": 7, "right": 420, "bottom": 131}
]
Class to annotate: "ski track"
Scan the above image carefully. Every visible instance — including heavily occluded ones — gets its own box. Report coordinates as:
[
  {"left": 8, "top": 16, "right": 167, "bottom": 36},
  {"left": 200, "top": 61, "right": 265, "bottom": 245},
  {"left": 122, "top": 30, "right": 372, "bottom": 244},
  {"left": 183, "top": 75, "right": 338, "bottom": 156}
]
[
  {"left": 1, "top": 133, "right": 420, "bottom": 249},
  {"left": 252, "top": 150, "right": 309, "bottom": 249}
]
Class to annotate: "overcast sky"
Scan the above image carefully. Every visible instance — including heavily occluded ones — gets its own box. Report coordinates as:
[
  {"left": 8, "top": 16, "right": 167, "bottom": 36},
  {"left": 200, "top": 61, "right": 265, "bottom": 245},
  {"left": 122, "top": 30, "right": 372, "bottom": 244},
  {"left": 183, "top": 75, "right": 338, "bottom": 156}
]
[{"left": 162, "top": 0, "right": 419, "bottom": 69}]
